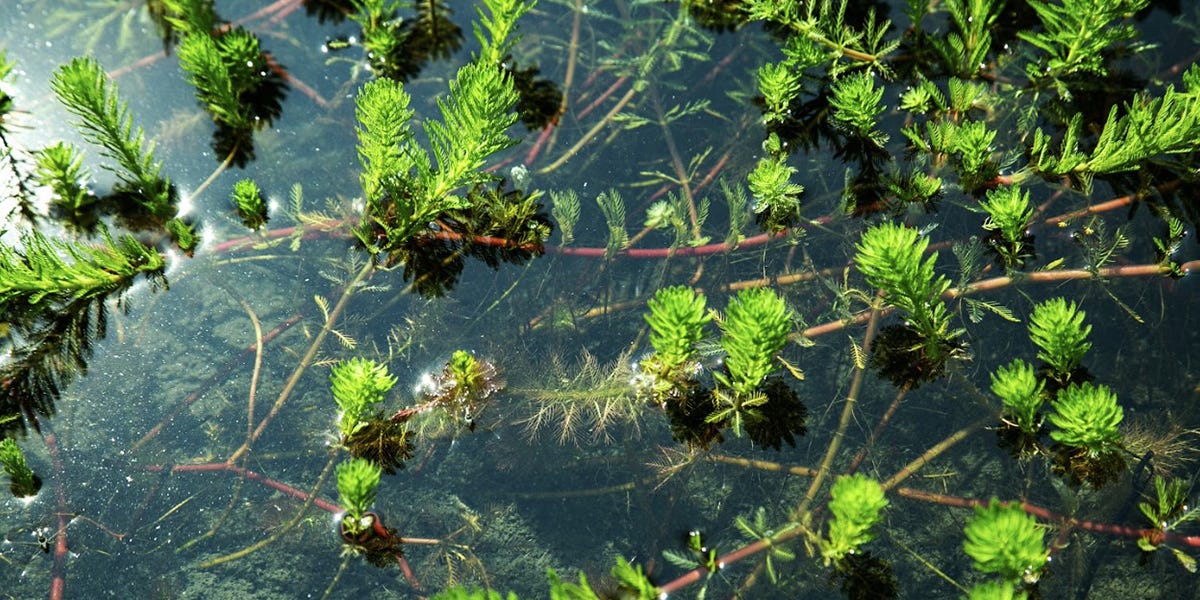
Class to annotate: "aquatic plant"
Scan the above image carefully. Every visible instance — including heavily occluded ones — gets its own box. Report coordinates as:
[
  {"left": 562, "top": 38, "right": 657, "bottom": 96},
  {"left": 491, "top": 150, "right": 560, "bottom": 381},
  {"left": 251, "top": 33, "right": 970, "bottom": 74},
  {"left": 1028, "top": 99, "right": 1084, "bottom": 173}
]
[
  {"left": 1046, "top": 382, "right": 1123, "bottom": 457},
  {"left": 747, "top": 134, "right": 803, "bottom": 234},
  {"left": 967, "top": 580, "right": 1028, "bottom": 600},
  {"left": 1028, "top": 297, "right": 1091, "bottom": 383},
  {"left": 821, "top": 473, "right": 889, "bottom": 566},
  {"left": 990, "top": 359, "right": 1045, "bottom": 435},
  {"left": 716, "top": 287, "right": 792, "bottom": 397},
  {"left": 230, "top": 178, "right": 267, "bottom": 230},
  {"left": 640, "top": 285, "right": 710, "bottom": 390},
  {"left": 828, "top": 71, "right": 887, "bottom": 147},
  {"left": 336, "top": 457, "right": 383, "bottom": 537},
  {"left": 34, "top": 142, "right": 96, "bottom": 231},
  {"left": 855, "top": 221, "right": 962, "bottom": 376},
  {"left": 4, "top": 0, "right": 1200, "bottom": 597},
  {"left": 962, "top": 499, "right": 1048, "bottom": 584},
  {"left": 0, "top": 437, "right": 40, "bottom": 498},
  {"left": 49, "top": 57, "right": 193, "bottom": 251},
  {"left": 980, "top": 185, "right": 1035, "bottom": 269},
  {"left": 330, "top": 357, "right": 397, "bottom": 440}
]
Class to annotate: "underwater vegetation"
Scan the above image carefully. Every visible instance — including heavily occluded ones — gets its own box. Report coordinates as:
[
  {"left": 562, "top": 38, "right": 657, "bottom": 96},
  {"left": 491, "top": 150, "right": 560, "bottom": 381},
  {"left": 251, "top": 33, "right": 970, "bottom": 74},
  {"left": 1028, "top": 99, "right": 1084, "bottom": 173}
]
[{"left": 1, "top": 0, "right": 1200, "bottom": 598}]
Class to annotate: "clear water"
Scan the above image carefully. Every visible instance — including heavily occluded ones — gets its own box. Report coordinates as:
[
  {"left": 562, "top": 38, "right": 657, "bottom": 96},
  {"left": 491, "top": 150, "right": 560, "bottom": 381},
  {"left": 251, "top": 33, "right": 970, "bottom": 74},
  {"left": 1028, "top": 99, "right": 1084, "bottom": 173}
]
[{"left": 2, "top": 1, "right": 1199, "bottom": 598}]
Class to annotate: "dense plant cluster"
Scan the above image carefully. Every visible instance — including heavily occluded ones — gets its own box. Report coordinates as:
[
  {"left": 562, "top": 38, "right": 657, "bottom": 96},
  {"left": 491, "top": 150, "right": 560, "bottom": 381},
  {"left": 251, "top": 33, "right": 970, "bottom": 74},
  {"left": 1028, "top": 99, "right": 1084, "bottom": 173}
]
[{"left": 1, "top": 0, "right": 1199, "bottom": 598}]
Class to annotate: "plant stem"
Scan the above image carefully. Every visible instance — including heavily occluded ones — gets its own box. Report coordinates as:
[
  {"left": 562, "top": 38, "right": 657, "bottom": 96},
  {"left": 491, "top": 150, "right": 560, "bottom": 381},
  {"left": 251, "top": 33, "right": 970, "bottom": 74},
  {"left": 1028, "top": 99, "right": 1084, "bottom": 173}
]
[
  {"left": 791, "top": 291, "right": 884, "bottom": 522},
  {"left": 228, "top": 259, "right": 374, "bottom": 464}
]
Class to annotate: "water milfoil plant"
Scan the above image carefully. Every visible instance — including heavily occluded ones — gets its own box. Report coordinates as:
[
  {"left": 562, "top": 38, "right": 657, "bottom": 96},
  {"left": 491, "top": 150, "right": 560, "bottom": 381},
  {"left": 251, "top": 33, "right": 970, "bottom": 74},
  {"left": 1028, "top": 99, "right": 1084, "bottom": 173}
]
[
  {"left": 962, "top": 499, "right": 1048, "bottom": 585},
  {"left": 0, "top": 437, "right": 40, "bottom": 498},
  {"left": 855, "top": 221, "right": 963, "bottom": 385},
  {"left": 1028, "top": 297, "right": 1091, "bottom": 385}
]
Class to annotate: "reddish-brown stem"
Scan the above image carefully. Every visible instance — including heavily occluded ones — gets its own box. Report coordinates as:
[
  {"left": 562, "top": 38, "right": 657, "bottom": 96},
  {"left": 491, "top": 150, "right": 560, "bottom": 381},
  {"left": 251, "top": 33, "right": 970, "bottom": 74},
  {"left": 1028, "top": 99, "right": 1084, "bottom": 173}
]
[
  {"left": 44, "top": 430, "right": 70, "bottom": 600},
  {"left": 894, "top": 487, "right": 1200, "bottom": 548},
  {"left": 148, "top": 462, "right": 341, "bottom": 514}
]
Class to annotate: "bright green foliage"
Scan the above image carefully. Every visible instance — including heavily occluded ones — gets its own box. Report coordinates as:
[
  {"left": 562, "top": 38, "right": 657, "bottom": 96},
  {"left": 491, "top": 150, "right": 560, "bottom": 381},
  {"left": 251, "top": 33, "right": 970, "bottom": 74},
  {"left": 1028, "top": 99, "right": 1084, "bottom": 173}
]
[
  {"left": 1019, "top": 0, "right": 1149, "bottom": 82},
  {"left": 0, "top": 228, "right": 164, "bottom": 307},
  {"left": 336, "top": 457, "right": 382, "bottom": 524},
  {"left": 990, "top": 359, "right": 1045, "bottom": 433},
  {"left": 980, "top": 185, "right": 1034, "bottom": 268},
  {"left": 330, "top": 358, "right": 397, "bottom": 438},
  {"left": 165, "top": 218, "right": 199, "bottom": 255},
  {"left": 434, "top": 587, "right": 519, "bottom": 600},
  {"left": 967, "top": 580, "right": 1028, "bottom": 600},
  {"left": 758, "top": 61, "right": 803, "bottom": 125},
  {"left": 981, "top": 186, "right": 1032, "bottom": 245},
  {"left": 829, "top": 71, "right": 888, "bottom": 147},
  {"left": 1028, "top": 297, "right": 1091, "bottom": 378},
  {"left": 1034, "top": 85, "right": 1200, "bottom": 182},
  {"left": 354, "top": 77, "right": 415, "bottom": 208},
  {"left": 934, "top": 0, "right": 1002, "bottom": 77},
  {"left": 1047, "top": 382, "right": 1123, "bottom": 456},
  {"left": 353, "top": 0, "right": 527, "bottom": 259},
  {"left": 899, "top": 79, "right": 947, "bottom": 115},
  {"left": 821, "top": 473, "right": 888, "bottom": 565},
  {"left": 963, "top": 499, "right": 1048, "bottom": 583},
  {"left": 718, "top": 287, "right": 792, "bottom": 396},
  {"left": 855, "top": 222, "right": 959, "bottom": 349},
  {"left": 162, "top": 0, "right": 217, "bottom": 37},
  {"left": 949, "top": 119, "right": 998, "bottom": 186},
  {"left": 424, "top": 59, "right": 521, "bottom": 204},
  {"left": 748, "top": 134, "right": 803, "bottom": 234},
  {"left": 436, "top": 557, "right": 655, "bottom": 600},
  {"left": 50, "top": 57, "right": 174, "bottom": 221},
  {"left": 0, "top": 437, "right": 38, "bottom": 498},
  {"left": 474, "top": 0, "right": 536, "bottom": 67},
  {"left": 176, "top": 27, "right": 269, "bottom": 131},
  {"left": 231, "top": 178, "right": 268, "bottom": 230},
  {"left": 34, "top": 142, "right": 96, "bottom": 227},
  {"left": 609, "top": 556, "right": 659, "bottom": 599},
  {"left": 643, "top": 286, "right": 710, "bottom": 375}
]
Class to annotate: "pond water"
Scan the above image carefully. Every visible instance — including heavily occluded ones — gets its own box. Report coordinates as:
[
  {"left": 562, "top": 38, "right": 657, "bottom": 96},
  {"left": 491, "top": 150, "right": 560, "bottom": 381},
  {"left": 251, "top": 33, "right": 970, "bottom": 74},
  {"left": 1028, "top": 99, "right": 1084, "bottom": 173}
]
[{"left": 2, "top": 1, "right": 1200, "bottom": 598}]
